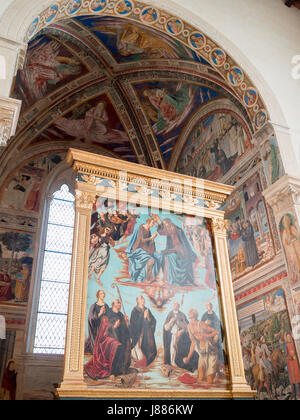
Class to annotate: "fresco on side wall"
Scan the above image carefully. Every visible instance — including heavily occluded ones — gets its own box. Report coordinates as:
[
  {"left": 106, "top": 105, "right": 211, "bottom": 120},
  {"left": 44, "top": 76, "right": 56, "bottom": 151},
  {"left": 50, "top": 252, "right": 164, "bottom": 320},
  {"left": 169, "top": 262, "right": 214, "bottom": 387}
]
[
  {"left": 134, "top": 82, "right": 221, "bottom": 164},
  {"left": 238, "top": 287, "right": 300, "bottom": 400},
  {"left": 83, "top": 198, "right": 230, "bottom": 390},
  {"left": 0, "top": 154, "right": 64, "bottom": 213},
  {"left": 279, "top": 213, "right": 300, "bottom": 288},
  {"left": 176, "top": 112, "right": 251, "bottom": 181},
  {"left": 13, "top": 35, "right": 87, "bottom": 112},
  {"left": 224, "top": 174, "right": 274, "bottom": 280},
  {"left": 261, "top": 134, "right": 285, "bottom": 186},
  {"left": 0, "top": 230, "right": 34, "bottom": 304}
]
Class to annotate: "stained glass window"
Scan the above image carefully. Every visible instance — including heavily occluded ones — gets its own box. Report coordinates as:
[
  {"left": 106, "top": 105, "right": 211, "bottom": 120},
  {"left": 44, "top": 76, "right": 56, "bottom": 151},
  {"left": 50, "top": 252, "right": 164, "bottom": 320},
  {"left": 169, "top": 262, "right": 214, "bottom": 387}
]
[{"left": 33, "top": 185, "right": 75, "bottom": 354}]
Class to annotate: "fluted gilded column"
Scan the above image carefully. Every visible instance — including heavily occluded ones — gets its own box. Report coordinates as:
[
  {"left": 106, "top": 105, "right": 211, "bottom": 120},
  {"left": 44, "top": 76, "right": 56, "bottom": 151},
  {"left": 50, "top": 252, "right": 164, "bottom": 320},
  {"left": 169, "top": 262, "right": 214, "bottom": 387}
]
[
  {"left": 211, "top": 217, "right": 256, "bottom": 399},
  {"left": 60, "top": 187, "right": 96, "bottom": 387}
]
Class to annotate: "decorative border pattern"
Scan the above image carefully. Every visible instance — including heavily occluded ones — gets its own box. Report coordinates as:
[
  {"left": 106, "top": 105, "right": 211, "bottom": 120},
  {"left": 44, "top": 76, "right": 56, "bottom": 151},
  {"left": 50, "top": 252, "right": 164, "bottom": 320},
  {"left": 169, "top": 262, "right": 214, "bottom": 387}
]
[{"left": 235, "top": 271, "right": 288, "bottom": 303}]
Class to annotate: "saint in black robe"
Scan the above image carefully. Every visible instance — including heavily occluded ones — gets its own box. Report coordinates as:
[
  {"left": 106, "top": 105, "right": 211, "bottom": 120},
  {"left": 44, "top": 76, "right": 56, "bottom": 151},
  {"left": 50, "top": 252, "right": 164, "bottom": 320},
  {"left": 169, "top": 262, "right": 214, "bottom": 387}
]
[
  {"left": 163, "top": 310, "right": 198, "bottom": 372},
  {"left": 130, "top": 305, "right": 157, "bottom": 366},
  {"left": 107, "top": 308, "right": 131, "bottom": 376},
  {"left": 241, "top": 221, "right": 260, "bottom": 267}
]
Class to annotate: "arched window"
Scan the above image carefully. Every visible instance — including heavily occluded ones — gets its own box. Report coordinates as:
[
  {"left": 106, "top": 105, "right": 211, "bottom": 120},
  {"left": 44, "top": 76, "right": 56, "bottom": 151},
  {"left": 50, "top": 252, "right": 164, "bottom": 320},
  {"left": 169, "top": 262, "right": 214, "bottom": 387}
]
[{"left": 33, "top": 184, "right": 75, "bottom": 354}]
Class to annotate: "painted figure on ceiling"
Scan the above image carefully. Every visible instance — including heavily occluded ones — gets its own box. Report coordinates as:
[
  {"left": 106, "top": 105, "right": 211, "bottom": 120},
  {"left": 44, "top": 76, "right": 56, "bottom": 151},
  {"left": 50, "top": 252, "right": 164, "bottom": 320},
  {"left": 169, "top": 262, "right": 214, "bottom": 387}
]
[
  {"left": 55, "top": 101, "right": 129, "bottom": 145},
  {"left": 116, "top": 24, "right": 176, "bottom": 58},
  {"left": 20, "top": 39, "right": 82, "bottom": 104},
  {"left": 143, "top": 84, "right": 194, "bottom": 134}
]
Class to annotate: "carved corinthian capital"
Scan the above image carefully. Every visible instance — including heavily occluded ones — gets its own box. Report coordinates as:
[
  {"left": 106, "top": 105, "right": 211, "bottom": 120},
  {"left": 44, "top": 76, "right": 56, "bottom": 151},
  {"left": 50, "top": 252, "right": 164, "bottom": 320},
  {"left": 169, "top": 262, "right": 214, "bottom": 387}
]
[
  {"left": 0, "top": 97, "right": 21, "bottom": 147},
  {"left": 263, "top": 175, "right": 300, "bottom": 216},
  {"left": 75, "top": 190, "right": 96, "bottom": 210},
  {"left": 211, "top": 217, "right": 228, "bottom": 236}
]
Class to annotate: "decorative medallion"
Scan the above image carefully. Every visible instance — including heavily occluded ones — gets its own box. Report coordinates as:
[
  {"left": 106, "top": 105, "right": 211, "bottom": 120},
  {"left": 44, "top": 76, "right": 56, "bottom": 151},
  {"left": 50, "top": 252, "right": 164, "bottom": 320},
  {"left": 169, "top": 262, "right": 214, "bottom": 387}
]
[
  {"left": 140, "top": 7, "right": 159, "bottom": 24},
  {"left": 166, "top": 17, "right": 183, "bottom": 36},
  {"left": 210, "top": 48, "right": 226, "bottom": 67},
  {"left": 228, "top": 67, "right": 244, "bottom": 86},
  {"left": 115, "top": 0, "right": 133, "bottom": 15},
  {"left": 66, "top": 0, "right": 82, "bottom": 16},
  {"left": 243, "top": 87, "right": 258, "bottom": 107},
  {"left": 90, "top": 0, "right": 107, "bottom": 13},
  {"left": 44, "top": 5, "right": 59, "bottom": 23},
  {"left": 27, "top": 17, "right": 39, "bottom": 39},
  {"left": 254, "top": 109, "right": 267, "bottom": 128},
  {"left": 189, "top": 32, "right": 206, "bottom": 50}
]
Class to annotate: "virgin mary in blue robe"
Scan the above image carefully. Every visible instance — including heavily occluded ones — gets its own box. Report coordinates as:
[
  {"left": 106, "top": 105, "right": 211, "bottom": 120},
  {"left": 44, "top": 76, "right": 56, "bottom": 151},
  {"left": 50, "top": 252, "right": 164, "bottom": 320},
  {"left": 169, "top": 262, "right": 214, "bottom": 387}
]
[{"left": 126, "top": 219, "right": 162, "bottom": 283}]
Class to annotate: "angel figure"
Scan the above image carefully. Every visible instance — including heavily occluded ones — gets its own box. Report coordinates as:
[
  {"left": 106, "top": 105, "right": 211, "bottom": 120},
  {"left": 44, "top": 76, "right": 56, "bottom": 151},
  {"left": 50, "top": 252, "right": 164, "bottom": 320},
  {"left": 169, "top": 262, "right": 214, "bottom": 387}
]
[
  {"left": 89, "top": 226, "right": 115, "bottom": 285},
  {"left": 19, "top": 39, "right": 82, "bottom": 104},
  {"left": 143, "top": 83, "right": 196, "bottom": 135},
  {"left": 55, "top": 101, "right": 129, "bottom": 144}
]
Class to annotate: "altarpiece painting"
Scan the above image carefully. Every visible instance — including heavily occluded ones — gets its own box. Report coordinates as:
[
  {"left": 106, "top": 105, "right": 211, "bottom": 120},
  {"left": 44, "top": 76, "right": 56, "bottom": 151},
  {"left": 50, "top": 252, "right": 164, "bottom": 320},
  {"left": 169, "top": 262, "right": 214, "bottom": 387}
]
[{"left": 57, "top": 149, "right": 254, "bottom": 399}]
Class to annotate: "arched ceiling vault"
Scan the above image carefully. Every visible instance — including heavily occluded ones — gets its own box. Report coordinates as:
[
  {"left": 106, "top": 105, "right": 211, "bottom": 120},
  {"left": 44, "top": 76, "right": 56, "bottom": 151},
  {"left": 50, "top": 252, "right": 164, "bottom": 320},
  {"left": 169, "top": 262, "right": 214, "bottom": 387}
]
[{"left": 1, "top": 0, "right": 269, "bottom": 183}]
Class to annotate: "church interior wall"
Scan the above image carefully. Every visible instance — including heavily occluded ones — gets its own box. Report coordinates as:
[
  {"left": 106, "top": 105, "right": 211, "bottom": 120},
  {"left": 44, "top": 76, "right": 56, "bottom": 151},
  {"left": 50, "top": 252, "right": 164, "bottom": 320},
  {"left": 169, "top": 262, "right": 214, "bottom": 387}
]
[{"left": 0, "top": 0, "right": 299, "bottom": 400}]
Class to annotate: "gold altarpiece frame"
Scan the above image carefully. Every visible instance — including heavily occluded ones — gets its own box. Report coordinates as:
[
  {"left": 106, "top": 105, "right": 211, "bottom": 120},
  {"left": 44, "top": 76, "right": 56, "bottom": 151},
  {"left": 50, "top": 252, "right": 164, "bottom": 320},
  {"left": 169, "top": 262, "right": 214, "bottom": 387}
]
[{"left": 57, "top": 149, "right": 255, "bottom": 400}]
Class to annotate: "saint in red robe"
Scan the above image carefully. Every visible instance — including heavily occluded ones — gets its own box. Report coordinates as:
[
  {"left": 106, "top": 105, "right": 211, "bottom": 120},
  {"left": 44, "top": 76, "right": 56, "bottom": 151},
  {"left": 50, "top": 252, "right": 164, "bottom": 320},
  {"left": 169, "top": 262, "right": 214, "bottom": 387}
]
[
  {"left": 2, "top": 362, "right": 17, "bottom": 400},
  {"left": 84, "top": 316, "right": 121, "bottom": 380},
  {"left": 0, "top": 272, "right": 13, "bottom": 301}
]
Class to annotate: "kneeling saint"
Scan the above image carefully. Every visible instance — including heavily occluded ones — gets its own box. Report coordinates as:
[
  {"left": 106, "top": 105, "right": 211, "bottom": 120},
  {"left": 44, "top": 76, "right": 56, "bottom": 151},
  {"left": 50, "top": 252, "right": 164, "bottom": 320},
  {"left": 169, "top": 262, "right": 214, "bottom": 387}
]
[{"left": 130, "top": 295, "right": 157, "bottom": 367}]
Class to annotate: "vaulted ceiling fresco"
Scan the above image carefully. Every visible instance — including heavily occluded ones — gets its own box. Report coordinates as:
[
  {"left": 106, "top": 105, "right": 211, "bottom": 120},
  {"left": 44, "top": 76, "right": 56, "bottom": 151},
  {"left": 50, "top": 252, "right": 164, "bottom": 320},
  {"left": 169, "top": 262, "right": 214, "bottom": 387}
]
[{"left": 6, "top": 4, "right": 268, "bottom": 176}]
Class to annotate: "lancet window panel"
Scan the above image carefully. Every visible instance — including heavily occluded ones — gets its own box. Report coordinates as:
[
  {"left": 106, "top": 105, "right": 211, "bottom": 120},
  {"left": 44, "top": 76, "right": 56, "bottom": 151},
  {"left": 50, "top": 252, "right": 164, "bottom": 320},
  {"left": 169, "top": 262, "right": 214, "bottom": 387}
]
[{"left": 33, "top": 185, "right": 75, "bottom": 355}]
